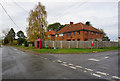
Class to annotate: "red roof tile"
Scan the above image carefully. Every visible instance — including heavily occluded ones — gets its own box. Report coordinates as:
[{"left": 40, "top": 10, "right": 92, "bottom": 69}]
[
  {"left": 56, "top": 22, "right": 103, "bottom": 34},
  {"left": 46, "top": 30, "right": 56, "bottom": 35}
]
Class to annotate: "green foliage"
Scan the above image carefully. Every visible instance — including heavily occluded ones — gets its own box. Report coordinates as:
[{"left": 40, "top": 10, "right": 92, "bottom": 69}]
[
  {"left": 17, "top": 38, "right": 25, "bottom": 45},
  {"left": 26, "top": 2, "right": 47, "bottom": 42},
  {"left": 17, "top": 30, "right": 26, "bottom": 38},
  {"left": 4, "top": 28, "right": 15, "bottom": 45},
  {"left": 48, "top": 22, "right": 69, "bottom": 31},
  {"left": 28, "top": 42, "right": 34, "bottom": 46},
  {"left": 48, "top": 22, "right": 61, "bottom": 31},
  {"left": 24, "top": 40, "right": 28, "bottom": 47},
  {"left": 4, "top": 37, "right": 9, "bottom": 44},
  {"left": 98, "top": 28, "right": 110, "bottom": 41},
  {"left": 13, "top": 40, "right": 18, "bottom": 45},
  {"left": 85, "top": 21, "right": 92, "bottom": 26},
  {"left": 16, "top": 46, "right": 119, "bottom": 54}
]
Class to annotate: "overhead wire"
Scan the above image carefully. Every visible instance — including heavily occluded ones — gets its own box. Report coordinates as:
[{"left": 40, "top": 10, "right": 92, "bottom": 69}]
[{"left": 0, "top": 2, "right": 20, "bottom": 29}]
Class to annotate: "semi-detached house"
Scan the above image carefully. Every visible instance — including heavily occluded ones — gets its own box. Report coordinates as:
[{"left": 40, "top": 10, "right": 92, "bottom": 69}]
[{"left": 47, "top": 22, "right": 103, "bottom": 41}]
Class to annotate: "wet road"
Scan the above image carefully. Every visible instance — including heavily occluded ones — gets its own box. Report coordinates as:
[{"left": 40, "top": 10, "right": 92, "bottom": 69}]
[{"left": 2, "top": 46, "right": 120, "bottom": 80}]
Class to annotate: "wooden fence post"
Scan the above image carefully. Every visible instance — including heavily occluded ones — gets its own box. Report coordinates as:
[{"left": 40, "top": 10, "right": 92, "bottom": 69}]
[{"left": 61, "top": 41, "right": 63, "bottom": 48}]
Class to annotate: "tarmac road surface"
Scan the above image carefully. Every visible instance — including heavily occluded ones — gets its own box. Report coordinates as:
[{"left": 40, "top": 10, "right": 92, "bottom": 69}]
[{"left": 1, "top": 46, "right": 120, "bottom": 81}]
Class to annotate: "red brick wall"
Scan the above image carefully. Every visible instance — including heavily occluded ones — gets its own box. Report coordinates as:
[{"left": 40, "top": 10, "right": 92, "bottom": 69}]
[{"left": 55, "top": 30, "right": 103, "bottom": 41}]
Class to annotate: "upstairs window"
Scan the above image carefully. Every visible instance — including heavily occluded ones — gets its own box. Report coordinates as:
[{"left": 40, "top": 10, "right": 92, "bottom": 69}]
[
  {"left": 74, "top": 32, "right": 75, "bottom": 35},
  {"left": 77, "top": 31, "right": 80, "bottom": 34},
  {"left": 56, "top": 35, "right": 57, "bottom": 37},
  {"left": 96, "top": 33, "right": 98, "bottom": 36},
  {"left": 85, "top": 31, "right": 87, "bottom": 34},
  {"left": 91, "top": 32, "right": 93, "bottom": 35},
  {"left": 67, "top": 32, "right": 71, "bottom": 36},
  {"left": 59, "top": 34, "right": 63, "bottom": 37}
]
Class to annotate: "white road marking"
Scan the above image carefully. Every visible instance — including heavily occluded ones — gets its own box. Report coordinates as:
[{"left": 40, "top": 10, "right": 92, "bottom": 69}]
[
  {"left": 85, "top": 68, "right": 93, "bottom": 71},
  {"left": 44, "top": 58, "right": 47, "bottom": 59},
  {"left": 105, "top": 56, "right": 109, "bottom": 59},
  {"left": 57, "top": 60, "right": 62, "bottom": 63},
  {"left": 84, "top": 71, "right": 87, "bottom": 72},
  {"left": 63, "top": 62, "right": 67, "bottom": 64},
  {"left": 112, "top": 76, "right": 120, "bottom": 79},
  {"left": 88, "top": 59, "right": 99, "bottom": 61},
  {"left": 69, "top": 66, "right": 76, "bottom": 69},
  {"left": 96, "top": 71, "right": 109, "bottom": 76},
  {"left": 62, "top": 64, "right": 68, "bottom": 67},
  {"left": 92, "top": 73, "right": 101, "bottom": 78},
  {"left": 68, "top": 63, "right": 73, "bottom": 66},
  {"left": 76, "top": 65, "right": 83, "bottom": 68}
]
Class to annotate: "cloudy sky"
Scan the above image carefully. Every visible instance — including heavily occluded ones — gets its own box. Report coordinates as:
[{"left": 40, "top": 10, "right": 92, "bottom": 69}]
[{"left": 0, "top": 0, "right": 119, "bottom": 41}]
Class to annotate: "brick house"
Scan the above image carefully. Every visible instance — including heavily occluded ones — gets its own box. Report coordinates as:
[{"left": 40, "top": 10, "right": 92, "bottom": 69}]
[
  {"left": 54, "top": 22, "right": 103, "bottom": 41},
  {"left": 46, "top": 30, "right": 56, "bottom": 41}
]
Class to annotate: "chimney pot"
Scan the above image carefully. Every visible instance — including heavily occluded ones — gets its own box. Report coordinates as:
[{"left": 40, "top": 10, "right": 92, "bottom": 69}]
[{"left": 70, "top": 22, "right": 73, "bottom": 25}]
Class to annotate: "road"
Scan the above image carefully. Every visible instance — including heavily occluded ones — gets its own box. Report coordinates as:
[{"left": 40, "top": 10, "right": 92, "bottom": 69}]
[{"left": 1, "top": 46, "right": 120, "bottom": 80}]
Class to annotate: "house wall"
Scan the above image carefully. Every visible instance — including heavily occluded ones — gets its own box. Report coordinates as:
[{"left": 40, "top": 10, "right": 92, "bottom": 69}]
[{"left": 55, "top": 30, "right": 103, "bottom": 41}]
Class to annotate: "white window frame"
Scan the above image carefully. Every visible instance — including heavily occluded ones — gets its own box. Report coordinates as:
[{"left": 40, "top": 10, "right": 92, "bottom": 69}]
[
  {"left": 59, "top": 34, "right": 63, "bottom": 37},
  {"left": 56, "top": 35, "right": 57, "bottom": 37}
]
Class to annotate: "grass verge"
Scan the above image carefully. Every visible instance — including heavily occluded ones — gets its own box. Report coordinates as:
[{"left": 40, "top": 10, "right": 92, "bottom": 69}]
[{"left": 14, "top": 46, "right": 120, "bottom": 54}]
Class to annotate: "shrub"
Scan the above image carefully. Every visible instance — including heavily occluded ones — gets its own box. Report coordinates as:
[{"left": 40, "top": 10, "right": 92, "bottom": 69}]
[
  {"left": 24, "top": 40, "right": 28, "bottom": 47},
  {"left": 13, "top": 40, "right": 17, "bottom": 45},
  {"left": 17, "top": 38, "right": 25, "bottom": 45},
  {"left": 28, "top": 42, "right": 34, "bottom": 46}
]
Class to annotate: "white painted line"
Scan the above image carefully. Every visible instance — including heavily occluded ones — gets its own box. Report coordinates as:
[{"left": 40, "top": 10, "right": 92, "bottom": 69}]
[
  {"left": 57, "top": 60, "right": 62, "bottom": 63},
  {"left": 85, "top": 68, "right": 93, "bottom": 71},
  {"left": 68, "top": 63, "right": 73, "bottom": 66},
  {"left": 96, "top": 71, "right": 109, "bottom": 76},
  {"left": 92, "top": 73, "right": 101, "bottom": 78},
  {"left": 88, "top": 59, "right": 99, "bottom": 61},
  {"left": 84, "top": 71, "right": 87, "bottom": 72},
  {"left": 63, "top": 62, "right": 67, "bottom": 64},
  {"left": 112, "top": 76, "right": 120, "bottom": 79},
  {"left": 62, "top": 64, "right": 68, "bottom": 67},
  {"left": 69, "top": 66, "right": 77, "bottom": 69},
  {"left": 52, "top": 61, "right": 55, "bottom": 62},
  {"left": 76, "top": 65, "right": 83, "bottom": 68},
  {"left": 105, "top": 56, "right": 109, "bottom": 59},
  {"left": 44, "top": 58, "right": 47, "bottom": 59}
]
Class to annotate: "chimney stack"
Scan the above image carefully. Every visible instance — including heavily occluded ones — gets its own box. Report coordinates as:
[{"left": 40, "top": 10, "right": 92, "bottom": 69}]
[{"left": 70, "top": 22, "right": 73, "bottom": 25}]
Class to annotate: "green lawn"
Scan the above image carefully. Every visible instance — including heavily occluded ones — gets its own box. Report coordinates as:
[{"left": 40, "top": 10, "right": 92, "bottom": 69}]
[{"left": 15, "top": 46, "right": 120, "bottom": 54}]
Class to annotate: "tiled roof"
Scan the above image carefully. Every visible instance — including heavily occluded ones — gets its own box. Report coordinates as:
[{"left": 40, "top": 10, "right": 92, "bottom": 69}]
[
  {"left": 56, "top": 22, "right": 103, "bottom": 34},
  {"left": 46, "top": 30, "right": 56, "bottom": 35}
]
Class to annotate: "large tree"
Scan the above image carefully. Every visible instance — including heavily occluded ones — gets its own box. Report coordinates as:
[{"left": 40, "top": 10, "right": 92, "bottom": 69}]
[
  {"left": 85, "top": 21, "right": 92, "bottom": 26},
  {"left": 17, "top": 30, "right": 26, "bottom": 38},
  {"left": 7, "top": 28, "right": 15, "bottom": 44},
  {"left": 26, "top": 2, "right": 47, "bottom": 42},
  {"left": 98, "top": 28, "right": 110, "bottom": 41},
  {"left": 48, "top": 22, "right": 69, "bottom": 31},
  {"left": 48, "top": 22, "right": 61, "bottom": 31}
]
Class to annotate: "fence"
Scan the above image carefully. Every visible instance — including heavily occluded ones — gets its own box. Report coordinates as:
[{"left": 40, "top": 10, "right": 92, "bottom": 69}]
[{"left": 37, "top": 41, "right": 119, "bottom": 49}]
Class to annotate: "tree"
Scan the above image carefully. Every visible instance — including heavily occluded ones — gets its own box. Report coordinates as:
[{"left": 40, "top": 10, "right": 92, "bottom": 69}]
[
  {"left": 17, "top": 30, "right": 26, "bottom": 38},
  {"left": 4, "top": 37, "right": 9, "bottom": 44},
  {"left": 85, "top": 21, "right": 92, "bottom": 26},
  {"left": 48, "top": 22, "right": 61, "bottom": 31},
  {"left": 6, "top": 28, "right": 15, "bottom": 44},
  {"left": 17, "top": 38, "right": 25, "bottom": 45},
  {"left": 98, "top": 28, "right": 110, "bottom": 41},
  {"left": 2, "top": 28, "right": 9, "bottom": 38},
  {"left": 26, "top": 2, "right": 47, "bottom": 42},
  {"left": 48, "top": 22, "right": 69, "bottom": 31}
]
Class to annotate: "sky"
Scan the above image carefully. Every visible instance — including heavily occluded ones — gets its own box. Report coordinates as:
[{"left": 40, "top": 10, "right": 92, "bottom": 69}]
[{"left": 0, "top": 0, "right": 119, "bottom": 41}]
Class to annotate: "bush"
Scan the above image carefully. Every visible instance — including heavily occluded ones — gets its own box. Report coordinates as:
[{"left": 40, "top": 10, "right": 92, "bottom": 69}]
[
  {"left": 24, "top": 41, "right": 28, "bottom": 47},
  {"left": 4, "top": 37, "right": 9, "bottom": 45},
  {"left": 17, "top": 38, "right": 25, "bottom": 45},
  {"left": 28, "top": 42, "right": 34, "bottom": 46},
  {"left": 13, "top": 40, "right": 17, "bottom": 45}
]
